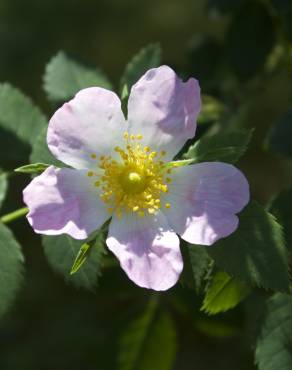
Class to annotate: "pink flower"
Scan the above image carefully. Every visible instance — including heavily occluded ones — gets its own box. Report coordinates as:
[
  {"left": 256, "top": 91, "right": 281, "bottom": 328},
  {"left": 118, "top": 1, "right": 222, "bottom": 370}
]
[{"left": 23, "top": 66, "right": 249, "bottom": 291}]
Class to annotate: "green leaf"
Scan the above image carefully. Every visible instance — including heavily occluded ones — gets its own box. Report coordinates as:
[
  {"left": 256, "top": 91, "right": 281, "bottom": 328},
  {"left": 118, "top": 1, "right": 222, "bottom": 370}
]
[
  {"left": 43, "top": 51, "right": 113, "bottom": 102},
  {"left": 226, "top": 1, "right": 276, "bottom": 80},
  {"left": 208, "top": 201, "right": 290, "bottom": 291},
  {"left": 119, "top": 297, "right": 177, "bottom": 370},
  {"left": 255, "top": 293, "right": 292, "bottom": 370},
  {"left": 0, "top": 171, "right": 8, "bottom": 211},
  {"left": 0, "top": 84, "right": 46, "bottom": 164},
  {"left": 15, "top": 162, "right": 50, "bottom": 174},
  {"left": 197, "top": 95, "right": 227, "bottom": 125},
  {"left": 267, "top": 108, "right": 292, "bottom": 158},
  {"left": 269, "top": 188, "right": 292, "bottom": 251},
  {"left": 120, "top": 44, "right": 161, "bottom": 93},
  {"left": 183, "top": 128, "right": 253, "bottom": 164},
  {"left": 201, "top": 271, "right": 251, "bottom": 315},
  {"left": 70, "top": 242, "right": 92, "bottom": 275},
  {"left": 42, "top": 231, "right": 106, "bottom": 290},
  {"left": 0, "top": 222, "right": 24, "bottom": 318},
  {"left": 180, "top": 242, "right": 211, "bottom": 292},
  {"left": 30, "top": 126, "right": 62, "bottom": 166}
]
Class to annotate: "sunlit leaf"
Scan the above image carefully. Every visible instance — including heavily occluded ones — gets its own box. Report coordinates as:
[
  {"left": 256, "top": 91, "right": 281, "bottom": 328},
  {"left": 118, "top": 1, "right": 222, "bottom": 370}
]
[
  {"left": 256, "top": 293, "right": 292, "bottom": 370},
  {"left": 120, "top": 44, "right": 161, "bottom": 94},
  {"left": 15, "top": 162, "right": 50, "bottom": 174},
  {"left": 70, "top": 242, "right": 92, "bottom": 275},
  {"left": 0, "top": 222, "right": 24, "bottom": 318},
  {"left": 42, "top": 231, "right": 106, "bottom": 290},
  {"left": 208, "top": 201, "right": 290, "bottom": 291},
  {"left": 183, "top": 128, "right": 253, "bottom": 164},
  {"left": 201, "top": 271, "right": 251, "bottom": 315},
  {"left": 44, "top": 51, "right": 113, "bottom": 102},
  {"left": 0, "top": 84, "right": 46, "bottom": 164},
  {"left": 119, "top": 297, "right": 177, "bottom": 370}
]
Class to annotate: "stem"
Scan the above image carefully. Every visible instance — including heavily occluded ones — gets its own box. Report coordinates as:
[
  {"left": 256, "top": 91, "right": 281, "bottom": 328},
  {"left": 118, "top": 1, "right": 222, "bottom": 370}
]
[{"left": 1, "top": 207, "right": 29, "bottom": 224}]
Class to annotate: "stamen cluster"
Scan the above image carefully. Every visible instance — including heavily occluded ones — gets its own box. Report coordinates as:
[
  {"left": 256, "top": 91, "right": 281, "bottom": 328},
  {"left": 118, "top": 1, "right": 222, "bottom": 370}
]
[{"left": 87, "top": 132, "right": 172, "bottom": 218}]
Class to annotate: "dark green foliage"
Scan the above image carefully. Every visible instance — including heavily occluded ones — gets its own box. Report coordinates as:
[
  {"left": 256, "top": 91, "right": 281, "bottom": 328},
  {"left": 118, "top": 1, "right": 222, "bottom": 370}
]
[
  {"left": 201, "top": 271, "right": 251, "bottom": 315},
  {"left": 226, "top": 1, "right": 276, "bottom": 80},
  {"left": 0, "top": 84, "right": 46, "bottom": 165},
  {"left": 118, "top": 297, "right": 177, "bottom": 370},
  {"left": 208, "top": 201, "right": 290, "bottom": 291},
  {"left": 0, "top": 223, "right": 24, "bottom": 318},
  {"left": 42, "top": 232, "right": 106, "bottom": 291},
  {"left": 256, "top": 293, "right": 292, "bottom": 370},
  {"left": 43, "top": 51, "right": 113, "bottom": 102},
  {"left": 270, "top": 188, "right": 292, "bottom": 250},
  {"left": 267, "top": 108, "right": 292, "bottom": 158},
  {"left": 183, "top": 129, "right": 253, "bottom": 164},
  {"left": 120, "top": 44, "right": 161, "bottom": 94},
  {"left": 0, "top": 171, "right": 8, "bottom": 210}
]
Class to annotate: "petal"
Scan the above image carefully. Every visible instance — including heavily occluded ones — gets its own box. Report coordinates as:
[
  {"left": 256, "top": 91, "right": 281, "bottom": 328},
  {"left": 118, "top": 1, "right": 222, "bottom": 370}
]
[
  {"left": 47, "top": 87, "right": 126, "bottom": 169},
  {"left": 106, "top": 212, "right": 183, "bottom": 291},
  {"left": 23, "top": 166, "right": 109, "bottom": 239},
  {"left": 163, "top": 162, "right": 250, "bottom": 245},
  {"left": 127, "top": 65, "right": 201, "bottom": 160}
]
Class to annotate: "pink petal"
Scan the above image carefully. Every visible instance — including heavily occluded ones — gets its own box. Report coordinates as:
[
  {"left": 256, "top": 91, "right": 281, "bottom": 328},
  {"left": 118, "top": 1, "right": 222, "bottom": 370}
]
[
  {"left": 47, "top": 87, "right": 126, "bottom": 169},
  {"left": 23, "top": 166, "right": 109, "bottom": 239},
  {"left": 106, "top": 212, "right": 183, "bottom": 291},
  {"left": 163, "top": 162, "right": 250, "bottom": 245},
  {"left": 127, "top": 65, "right": 201, "bottom": 160}
]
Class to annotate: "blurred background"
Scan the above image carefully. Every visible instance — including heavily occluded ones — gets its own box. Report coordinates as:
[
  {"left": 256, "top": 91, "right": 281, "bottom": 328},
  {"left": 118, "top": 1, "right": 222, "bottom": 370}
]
[{"left": 0, "top": 0, "right": 292, "bottom": 369}]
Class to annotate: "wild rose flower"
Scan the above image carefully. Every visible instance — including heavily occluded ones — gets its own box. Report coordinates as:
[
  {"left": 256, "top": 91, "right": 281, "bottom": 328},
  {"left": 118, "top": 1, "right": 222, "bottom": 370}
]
[{"left": 23, "top": 66, "right": 249, "bottom": 291}]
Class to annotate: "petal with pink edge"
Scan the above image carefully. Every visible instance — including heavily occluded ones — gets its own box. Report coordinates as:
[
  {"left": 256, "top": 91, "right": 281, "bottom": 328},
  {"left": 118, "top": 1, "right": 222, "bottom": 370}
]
[
  {"left": 163, "top": 162, "right": 250, "bottom": 246},
  {"left": 106, "top": 212, "right": 183, "bottom": 291},
  {"left": 47, "top": 87, "right": 126, "bottom": 169},
  {"left": 127, "top": 65, "right": 201, "bottom": 161},
  {"left": 23, "top": 166, "right": 109, "bottom": 239}
]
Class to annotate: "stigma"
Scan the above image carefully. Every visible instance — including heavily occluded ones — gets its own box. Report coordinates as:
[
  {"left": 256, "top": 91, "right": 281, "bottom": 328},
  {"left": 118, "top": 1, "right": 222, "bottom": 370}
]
[{"left": 87, "top": 132, "right": 174, "bottom": 218}]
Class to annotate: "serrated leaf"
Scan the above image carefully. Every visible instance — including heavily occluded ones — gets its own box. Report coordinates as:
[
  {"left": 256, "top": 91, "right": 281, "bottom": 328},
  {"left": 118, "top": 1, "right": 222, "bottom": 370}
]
[
  {"left": 197, "top": 95, "right": 227, "bottom": 125},
  {"left": 0, "top": 171, "right": 8, "bottom": 210},
  {"left": 255, "top": 293, "right": 292, "bottom": 370},
  {"left": 44, "top": 51, "right": 113, "bottom": 102},
  {"left": 42, "top": 231, "right": 106, "bottom": 290},
  {"left": 208, "top": 201, "right": 290, "bottom": 291},
  {"left": 183, "top": 128, "right": 253, "bottom": 164},
  {"left": 201, "top": 271, "right": 251, "bottom": 315},
  {"left": 0, "top": 222, "right": 24, "bottom": 318},
  {"left": 0, "top": 84, "right": 46, "bottom": 164},
  {"left": 120, "top": 44, "right": 161, "bottom": 94},
  {"left": 119, "top": 297, "right": 177, "bottom": 370},
  {"left": 267, "top": 108, "right": 292, "bottom": 158},
  {"left": 70, "top": 242, "right": 91, "bottom": 274},
  {"left": 30, "top": 126, "right": 62, "bottom": 166},
  {"left": 15, "top": 162, "right": 50, "bottom": 174},
  {"left": 180, "top": 242, "right": 211, "bottom": 292}
]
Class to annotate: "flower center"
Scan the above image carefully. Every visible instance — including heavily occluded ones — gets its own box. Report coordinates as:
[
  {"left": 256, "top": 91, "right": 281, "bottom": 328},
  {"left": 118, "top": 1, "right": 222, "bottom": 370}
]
[{"left": 87, "top": 132, "right": 173, "bottom": 218}]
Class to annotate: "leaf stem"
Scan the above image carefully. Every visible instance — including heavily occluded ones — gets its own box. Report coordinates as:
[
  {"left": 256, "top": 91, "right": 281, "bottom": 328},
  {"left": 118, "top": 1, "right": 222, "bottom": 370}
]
[{"left": 1, "top": 207, "right": 29, "bottom": 224}]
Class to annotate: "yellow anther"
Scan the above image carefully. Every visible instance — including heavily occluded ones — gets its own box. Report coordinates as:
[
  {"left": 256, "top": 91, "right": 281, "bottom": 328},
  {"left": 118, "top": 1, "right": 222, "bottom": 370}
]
[
  {"left": 150, "top": 151, "right": 157, "bottom": 158},
  {"left": 87, "top": 171, "right": 94, "bottom": 177},
  {"left": 136, "top": 134, "right": 143, "bottom": 140},
  {"left": 123, "top": 132, "right": 129, "bottom": 139},
  {"left": 161, "top": 185, "right": 168, "bottom": 193},
  {"left": 100, "top": 155, "right": 105, "bottom": 160},
  {"left": 91, "top": 153, "right": 97, "bottom": 159},
  {"left": 133, "top": 206, "right": 139, "bottom": 212},
  {"left": 138, "top": 211, "right": 145, "bottom": 217},
  {"left": 94, "top": 181, "right": 100, "bottom": 187},
  {"left": 165, "top": 203, "right": 171, "bottom": 209},
  {"left": 148, "top": 208, "right": 156, "bottom": 214},
  {"left": 160, "top": 150, "right": 166, "bottom": 156},
  {"left": 130, "top": 134, "right": 135, "bottom": 140},
  {"left": 166, "top": 177, "right": 172, "bottom": 183},
  {"left": 144, "top": 146, "right": 151, "bottom": 152}
]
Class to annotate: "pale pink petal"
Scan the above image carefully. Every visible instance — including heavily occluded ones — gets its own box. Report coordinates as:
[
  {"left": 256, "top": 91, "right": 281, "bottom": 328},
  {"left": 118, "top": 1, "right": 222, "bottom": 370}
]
[
  {"left": 163, "top": 162, "right": 250, "bottom": 245},
  {"left": 106, "top": 212, "right": 183, "bottom": 291},
  {"left": 23, "top": 166, "right": 109, "bottom": 239},
  {"left": 47, "top": 87, "right": 126, "bottom": 169},
  {"left": 127, "top": 65, "right": 201, "bottom": 160}
]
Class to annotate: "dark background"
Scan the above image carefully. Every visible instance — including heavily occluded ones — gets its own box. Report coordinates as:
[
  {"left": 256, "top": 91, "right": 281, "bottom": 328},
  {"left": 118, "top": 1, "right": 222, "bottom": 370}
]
[{"left": 0, "top": 0, "right": 292, "bottom": 369}]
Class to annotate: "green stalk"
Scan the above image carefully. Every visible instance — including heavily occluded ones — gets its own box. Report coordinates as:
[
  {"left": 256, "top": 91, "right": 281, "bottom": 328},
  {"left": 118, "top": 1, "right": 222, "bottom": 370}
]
[{"left": 1, "top": 207, "right": 29, "bottom": 224}]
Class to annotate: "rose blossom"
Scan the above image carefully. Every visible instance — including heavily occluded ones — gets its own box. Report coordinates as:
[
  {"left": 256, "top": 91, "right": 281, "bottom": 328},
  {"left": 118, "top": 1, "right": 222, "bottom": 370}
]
[{"left": 23, "top": 66, "right": 249, "bottom": 291}]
